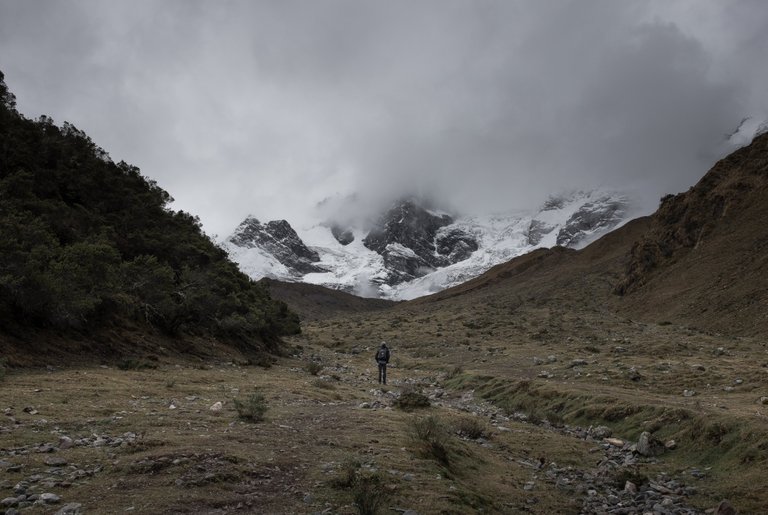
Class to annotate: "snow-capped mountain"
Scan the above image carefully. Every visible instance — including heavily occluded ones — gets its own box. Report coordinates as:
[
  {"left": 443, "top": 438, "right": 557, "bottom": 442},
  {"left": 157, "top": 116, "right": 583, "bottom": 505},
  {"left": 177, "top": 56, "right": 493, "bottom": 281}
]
[{"left": 221, "top": 190, "right": 635, "bottom": 300}]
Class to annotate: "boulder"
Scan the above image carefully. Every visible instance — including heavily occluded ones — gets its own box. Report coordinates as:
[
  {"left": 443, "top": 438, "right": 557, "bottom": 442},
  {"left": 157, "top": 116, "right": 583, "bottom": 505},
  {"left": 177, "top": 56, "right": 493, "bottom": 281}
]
[{"left": 636, "top": 431, "right": 665, "bottom": 457}]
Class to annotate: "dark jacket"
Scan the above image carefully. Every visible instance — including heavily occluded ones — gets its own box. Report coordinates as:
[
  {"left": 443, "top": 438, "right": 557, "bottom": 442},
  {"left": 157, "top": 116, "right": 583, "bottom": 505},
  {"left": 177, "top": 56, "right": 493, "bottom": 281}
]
[{"left": 375, "top": 346, "right": 390, "bottom": 364}]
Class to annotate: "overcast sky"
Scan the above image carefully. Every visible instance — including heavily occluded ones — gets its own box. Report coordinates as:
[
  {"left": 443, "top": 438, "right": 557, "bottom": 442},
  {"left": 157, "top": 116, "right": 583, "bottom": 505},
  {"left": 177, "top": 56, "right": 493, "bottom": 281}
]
[{"left": 1, "top": 1, "right": 767, "bottom": 236}]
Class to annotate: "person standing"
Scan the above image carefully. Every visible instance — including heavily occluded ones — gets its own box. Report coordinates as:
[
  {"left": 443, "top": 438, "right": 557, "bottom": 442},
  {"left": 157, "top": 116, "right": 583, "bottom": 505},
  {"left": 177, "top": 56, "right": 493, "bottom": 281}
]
[{"left": 375, "top": 342, "right": 390, "bottom": 385}]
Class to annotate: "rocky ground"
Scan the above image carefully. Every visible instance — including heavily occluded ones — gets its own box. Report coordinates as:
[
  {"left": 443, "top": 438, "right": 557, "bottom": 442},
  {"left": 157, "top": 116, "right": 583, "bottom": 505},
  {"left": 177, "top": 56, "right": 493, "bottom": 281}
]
[{"left": 1, "top": 312, "right": 761, "bottom": 514}]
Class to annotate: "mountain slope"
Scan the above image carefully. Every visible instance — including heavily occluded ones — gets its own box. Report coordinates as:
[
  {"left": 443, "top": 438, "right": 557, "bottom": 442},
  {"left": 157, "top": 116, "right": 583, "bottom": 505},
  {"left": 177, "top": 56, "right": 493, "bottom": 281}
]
[
  {"left": 0, "top": 71, "right": 298, "bottom": 355},
  {"left": 614, "top": 131, "right": 768, "bottom": 335},
  {"left": 409, "top": 132, "right": 768, "bottom": 337},
  {"left": 260, "top": 279, "right": 396, "bottom": 321}
]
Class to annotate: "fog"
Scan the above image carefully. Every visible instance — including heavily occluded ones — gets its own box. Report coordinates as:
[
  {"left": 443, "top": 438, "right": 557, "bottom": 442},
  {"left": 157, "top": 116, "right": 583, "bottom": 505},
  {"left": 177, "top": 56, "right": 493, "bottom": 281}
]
[{"left": 1, "top": 1, "right": 766, "bottom": 236}]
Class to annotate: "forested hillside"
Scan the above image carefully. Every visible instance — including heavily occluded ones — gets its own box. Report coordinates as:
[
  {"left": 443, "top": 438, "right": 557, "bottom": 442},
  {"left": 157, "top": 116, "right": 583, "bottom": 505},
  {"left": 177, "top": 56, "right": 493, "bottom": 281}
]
[{"left": 0, "top": 71, "right": 298, "bottom": 351}]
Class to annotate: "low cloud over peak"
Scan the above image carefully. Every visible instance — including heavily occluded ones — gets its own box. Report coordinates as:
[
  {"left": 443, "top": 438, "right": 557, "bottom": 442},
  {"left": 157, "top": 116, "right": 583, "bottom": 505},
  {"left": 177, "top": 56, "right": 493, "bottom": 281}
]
[{"left": 1, "top": 1, "right": 766, "bottom": 235}]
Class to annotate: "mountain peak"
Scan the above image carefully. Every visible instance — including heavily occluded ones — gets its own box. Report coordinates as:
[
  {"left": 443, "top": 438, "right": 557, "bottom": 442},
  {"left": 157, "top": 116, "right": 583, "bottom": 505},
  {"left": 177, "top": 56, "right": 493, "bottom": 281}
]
[{"left": 223, "top": 190, "right": 633, "bottom": 299}]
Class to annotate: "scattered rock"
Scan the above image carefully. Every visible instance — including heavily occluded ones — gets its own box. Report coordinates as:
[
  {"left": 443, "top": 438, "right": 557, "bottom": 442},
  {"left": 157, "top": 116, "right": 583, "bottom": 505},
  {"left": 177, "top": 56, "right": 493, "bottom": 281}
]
[
  {"left": 624, "top": 481, "right": 637, "bottom": 494},
  {"left": 1, "top": 497, "right": 19, "bottom": 507},
  {"left": 570, "top": 359, "right": 588, "bottom": 368},
  {"left": 665, "top": 439, "right": 677, "bottom": 450},
  {"left": 713, "top": 499, "right": 737, "bottom": 515},
  {"left": 209, "top": 401, "right": 223, "bottom": 412},
  {"left": 760, "top": 397, "right": 768, "bottom": 405},
  {"left": 532, "top": 357, "right": 544, "bottom": 365},
  {"left": 627, "top": 367, "right": 642, "bottom": 381},
  {"left": 40, "top": 492, "right": 61, "bottom": 504},
  {"left": 58, "top": 437, "right": 73, "bottom": 450},
  {"left": 591, "top": 426, "right": 612, "bottom": 439},
  {"left": 604, "top": 438, "right": 624, "bottom": 447},
  {"left": 523, "top": 481, "right": 535, "bottom": 491},
  {"left": 683, "top": 389, "right": 697, "bottom": 397},
  {"left": 547, "top": 355, "right": 558, "bottom": 363},
  {"left": 54, "top": 503, "right": 83, "bottom": 515},
  {"left": 636, "top": 432, "right": 665, "bottom": 457},
  {"left": 691, "top": 364, "right": 706, "bottom": 371},
  {"left": 44, "top": 457, "right": 68, "bottom": 467},
  {"left": 359, "top": 402, "right": 372, "bottom": 409}
]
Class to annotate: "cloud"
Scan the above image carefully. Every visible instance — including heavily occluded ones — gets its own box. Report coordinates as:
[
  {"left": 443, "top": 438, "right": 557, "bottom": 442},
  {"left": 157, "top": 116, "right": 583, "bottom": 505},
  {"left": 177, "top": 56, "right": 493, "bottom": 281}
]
[{"left": 1, "top": 1, "right": 766, "bottom": 235}]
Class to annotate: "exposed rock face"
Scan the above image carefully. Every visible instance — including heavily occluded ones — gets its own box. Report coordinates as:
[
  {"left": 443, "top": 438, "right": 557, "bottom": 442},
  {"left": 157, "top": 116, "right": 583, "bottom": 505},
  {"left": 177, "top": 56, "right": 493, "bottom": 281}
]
[
  {"left": 363, "top": 200, "right": 478, "bottom": 285},
  {"left": 330, "top": 225, "right": 354, "bottom": 246},
  {"left": 227, "top": 216, "right": 325, "bottom": 275},
  {"left": 527, "top": 219, "right": 555, "bottom": 246},
  {"left": 527, "top": 193, "right": 628, "bottom": 247},
  {"left": 556, "top": 197, "right": 627, "bottom": 247}
]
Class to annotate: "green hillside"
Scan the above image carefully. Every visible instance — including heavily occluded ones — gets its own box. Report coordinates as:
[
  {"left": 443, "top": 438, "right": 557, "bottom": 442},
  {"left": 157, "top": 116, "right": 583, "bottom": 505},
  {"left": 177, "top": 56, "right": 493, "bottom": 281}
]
[{"left": 0, "top": 71, "right": 298, "bottom": 351}]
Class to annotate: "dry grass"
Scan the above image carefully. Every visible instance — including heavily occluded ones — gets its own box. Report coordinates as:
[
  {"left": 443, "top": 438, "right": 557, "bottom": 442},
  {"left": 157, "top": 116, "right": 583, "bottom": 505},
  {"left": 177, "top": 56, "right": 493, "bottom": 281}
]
[{"left": 2, "top": 293, "right": 767, "bottom": 513}]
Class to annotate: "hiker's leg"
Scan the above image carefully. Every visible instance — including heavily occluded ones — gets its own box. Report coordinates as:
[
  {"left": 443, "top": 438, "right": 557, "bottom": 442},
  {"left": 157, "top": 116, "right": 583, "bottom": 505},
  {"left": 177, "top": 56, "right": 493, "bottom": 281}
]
[{"left": 383, "top": 365, "right": 387, "bottom": 385}]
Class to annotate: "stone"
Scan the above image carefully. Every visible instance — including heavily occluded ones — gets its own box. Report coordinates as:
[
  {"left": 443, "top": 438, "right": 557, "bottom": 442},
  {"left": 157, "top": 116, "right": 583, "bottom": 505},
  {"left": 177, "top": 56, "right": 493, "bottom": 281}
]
[
  {"left": 664, "top": 440, "right": 677, "bottom": 450},
  {"left": 40, "top": 493, "right": 61, "bottom": 504},
  {"left": 523, "top": 481, "right": 535, "bottom": 491},
  {"left": 303, "top": 493, "right": 314, "bottom": 504},
  {"left": 683, "top": 389, "right": 696, "bottom": 397},
  {"left": 209, "top": 401, "right": 223, "bottom": 411},
  {"left": 1, "top": 497, "right": 19, "bottom": 507},
  {"left": 624, "top": 481, "right": 637, "bottom": 494},
  {"left": 605, "top": 438, "right": 625, "bottom": 447},
  {"left": 58, "top": 436, "right": 73, "bottom": 450},
  {"left": 691, "top": 364, "right": 706, "bottom": 371},
  {"left": 636, "top": 432, "right": 665, "bottom": 457},
  {"left": 359, "top": 402, "right": 371, "bottom": 409},
  {"left": 591, "top": 426, "right": 612, "bottom": 439},
  {"left": 54, "top": 503, "right": 83, "bottom": 515},
  {"left": 532, "top": 357, "right": 544, "bottom": 365},
  {"left": 713, "top": 500, "right": 737, "bottom": 515},
  {"left": 627, "top": 367, "right": 642, "bottom": 381},
  {"left": 571, "top": 359, "right": 588, "bottom": 367},
  {"left": 44, "top": 457, "right": 68, "bottom": 467}
]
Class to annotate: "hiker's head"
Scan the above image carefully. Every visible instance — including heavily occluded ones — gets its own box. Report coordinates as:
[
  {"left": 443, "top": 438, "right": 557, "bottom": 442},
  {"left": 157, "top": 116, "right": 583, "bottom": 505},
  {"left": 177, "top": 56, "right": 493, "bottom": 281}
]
[{"left": 380, "top": 342, "right": 387, "bottom": 348}]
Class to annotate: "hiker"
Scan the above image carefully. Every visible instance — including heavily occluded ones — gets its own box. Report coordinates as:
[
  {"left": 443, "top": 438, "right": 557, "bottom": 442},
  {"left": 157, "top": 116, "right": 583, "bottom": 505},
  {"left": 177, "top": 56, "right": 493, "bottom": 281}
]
[{"left": 375, "top": 342, "right": 390, "bottom": 384}]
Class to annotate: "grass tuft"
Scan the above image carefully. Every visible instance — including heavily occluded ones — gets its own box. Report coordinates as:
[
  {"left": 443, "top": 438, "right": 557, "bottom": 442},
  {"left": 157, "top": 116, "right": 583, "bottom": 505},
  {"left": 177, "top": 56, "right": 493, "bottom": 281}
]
[
  {"left": 409, "top": 415, "right": 451, "bottom": 467},
  {"left": 395, "top": 388, "right": 431, "bottom": 411},
  {"left": 454, "top": 416, "right": 488, "bottom": 440},
  {"left": 233, "top": 392, "right": 267, "bottom": 422},
  {"left": 305, "top": 361, "right": 323, "bottom": 376}
]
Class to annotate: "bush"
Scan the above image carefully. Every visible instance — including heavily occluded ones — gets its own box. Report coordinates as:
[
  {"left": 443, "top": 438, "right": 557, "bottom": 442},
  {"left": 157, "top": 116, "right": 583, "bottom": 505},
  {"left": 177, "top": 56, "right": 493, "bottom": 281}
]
[
  {"left": 330, "top": 458, "right": 362, "bottom": 489},
  {"left": 409, "top": 415, "right": 450, "bottom": 467},
  {"left": 446, "top": 365, "right": 464, "bottom": 380},
  {"left": 454, "top": 416, "right": 488, "bottom": 440},
  {"left": 352, "top": 472, "right": 389, "bottom": 515},
  {"left": 305, "top": 361, "right": 323, "bottom": 376},
  {"left": 395, "top": 388, "right": 430, "bottom": 411},
  {"left": 234, "top": 392, "right": 267, "bottom": 422}
]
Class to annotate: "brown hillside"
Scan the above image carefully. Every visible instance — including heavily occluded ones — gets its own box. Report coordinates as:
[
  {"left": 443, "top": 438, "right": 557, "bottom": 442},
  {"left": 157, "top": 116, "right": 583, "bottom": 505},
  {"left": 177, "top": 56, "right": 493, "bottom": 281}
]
[
  {"left": 615, "top": 132, "right": 768, "bottom": 335},
  {"left": 407, "top": 133, "right": 768, "bottom": 336},
  {"left": 260, "top": 278, "right": 396, "bottom": 321}
]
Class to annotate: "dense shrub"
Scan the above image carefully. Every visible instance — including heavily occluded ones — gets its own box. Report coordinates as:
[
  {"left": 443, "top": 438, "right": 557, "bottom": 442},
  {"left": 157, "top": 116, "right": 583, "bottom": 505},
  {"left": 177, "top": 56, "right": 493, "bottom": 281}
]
[
  {"left": 394, "top": 388, "right": 431, "bottom": 411},
  {"left": 0, "top": 70, "right": 299, "bottom": 347},
  {"left": 234, "top": 392, "right": 268, "bottom": 422}
]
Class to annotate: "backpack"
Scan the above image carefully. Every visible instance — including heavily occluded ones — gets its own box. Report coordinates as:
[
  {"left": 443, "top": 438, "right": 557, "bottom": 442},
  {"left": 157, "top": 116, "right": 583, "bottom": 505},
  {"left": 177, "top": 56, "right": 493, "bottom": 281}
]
[{"left": 376, "top": 347, "right": 389, "bottom": 362}]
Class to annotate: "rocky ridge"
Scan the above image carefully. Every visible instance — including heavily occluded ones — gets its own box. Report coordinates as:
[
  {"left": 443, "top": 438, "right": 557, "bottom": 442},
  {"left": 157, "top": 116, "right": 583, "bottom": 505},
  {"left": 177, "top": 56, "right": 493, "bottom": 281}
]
[{"left": 224, "top": 191, "right": 632, "bottom": 299}]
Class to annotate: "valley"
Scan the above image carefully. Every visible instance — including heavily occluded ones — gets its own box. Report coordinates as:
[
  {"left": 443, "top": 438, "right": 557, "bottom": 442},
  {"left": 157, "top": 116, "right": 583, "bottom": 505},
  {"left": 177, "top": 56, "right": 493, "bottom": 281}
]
[{"left": 2, "top": 300, "right": 766, "bottom": 514}]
